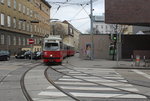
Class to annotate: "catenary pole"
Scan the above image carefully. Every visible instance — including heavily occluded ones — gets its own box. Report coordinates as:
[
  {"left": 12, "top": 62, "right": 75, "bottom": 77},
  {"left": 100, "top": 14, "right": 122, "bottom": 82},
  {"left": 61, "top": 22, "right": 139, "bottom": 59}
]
[{"left": 90, "top": 0, "right": 94, "bottom": 60}]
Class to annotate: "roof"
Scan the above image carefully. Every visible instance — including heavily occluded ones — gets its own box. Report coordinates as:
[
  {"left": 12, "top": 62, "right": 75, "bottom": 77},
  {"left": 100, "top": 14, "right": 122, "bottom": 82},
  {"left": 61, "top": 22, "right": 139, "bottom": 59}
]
[{"left": 41, "top": 0, "right": 51, "bottom": 8}]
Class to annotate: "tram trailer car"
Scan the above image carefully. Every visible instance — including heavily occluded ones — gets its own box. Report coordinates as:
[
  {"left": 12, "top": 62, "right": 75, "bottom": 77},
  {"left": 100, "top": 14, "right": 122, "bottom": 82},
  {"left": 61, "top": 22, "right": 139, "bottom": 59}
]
[{"left": 43, "top": 36, "right": 75, "bottom": 64}]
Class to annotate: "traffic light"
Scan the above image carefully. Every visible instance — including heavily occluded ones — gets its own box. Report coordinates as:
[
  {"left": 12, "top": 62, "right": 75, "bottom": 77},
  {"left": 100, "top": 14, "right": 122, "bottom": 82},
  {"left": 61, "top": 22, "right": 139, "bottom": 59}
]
[
  {"left": 109, "top": 34, "right": 117, "bottom": 41},
  {"left": 113, "top": 34, "right": 117, "bottom": 41}
]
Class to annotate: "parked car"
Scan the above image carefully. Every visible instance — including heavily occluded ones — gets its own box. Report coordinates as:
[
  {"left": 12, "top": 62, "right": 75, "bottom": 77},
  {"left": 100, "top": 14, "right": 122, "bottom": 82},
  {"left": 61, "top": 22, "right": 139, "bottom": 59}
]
[
  {"left": 0, "top": 50, "right": 10, "bottom": 61},
  {"left": 24, "top": 51, "right": 33, "bottom": 59},
  {"left": 32, "top": 51, "right": 42, "bottom": 60},
  {"left": 15, "top": 50, "right": 26, "bottom": 59}
]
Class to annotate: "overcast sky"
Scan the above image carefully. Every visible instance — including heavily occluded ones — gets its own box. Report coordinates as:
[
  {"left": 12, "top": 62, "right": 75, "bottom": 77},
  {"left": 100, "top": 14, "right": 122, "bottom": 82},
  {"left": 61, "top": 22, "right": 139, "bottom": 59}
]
[{"left": 46, "top": 0, "right": 104, "bottom": 33}]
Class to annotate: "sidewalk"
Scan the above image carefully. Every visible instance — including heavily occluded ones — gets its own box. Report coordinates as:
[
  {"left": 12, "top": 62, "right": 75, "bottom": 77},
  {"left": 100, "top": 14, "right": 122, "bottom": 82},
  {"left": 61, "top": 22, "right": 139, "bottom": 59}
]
[{"left": 66, "top": 54, "right": 150, "bottom": 69}]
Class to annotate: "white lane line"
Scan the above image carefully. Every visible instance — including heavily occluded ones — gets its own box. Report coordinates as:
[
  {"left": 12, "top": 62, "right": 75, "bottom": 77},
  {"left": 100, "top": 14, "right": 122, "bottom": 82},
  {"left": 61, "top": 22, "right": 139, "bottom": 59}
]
[
  {"left": 70, "top": 92, "right": 146, "bottom": 98},
  {"left": 100, "top": 83, "right": 133, "bottom": 87},
  {"left": 39, "top": 91, "right": 67, "bottom": 97},
  {"left": 117, "top": 94, "right": 146, "bottom": 98},
  {"left": 47, "top": 86, "right": 119, "bottom": 91},
  {"left": 68, "top": 74, "right": 87, "bottom": 76},
  {"left": 33, "top": 98, "right": 73, "bottom": 101},
  {"left": 64, "top": 76, "right": 100, "bottom": 79},
  {"left": 59, "top": 78, "right": 82, "bottom": 81},
  {"left": 119, "top": 88, "right": 139, "bottom": 92},
  {"left": 104, "top": 77, "right": 125, "bottom": 79},
  {"left": 47, "top": 85, "right": 138, "bottom": 92},
  {"left": 55, "top": 82, "right": 97, "bottom": 86},
  {"left": 38, "top": 92, "right": 146, "bottom": 98},
  {"left": 84, "top": 79, "right": 118, "bottom": 82},
  {"left": 69, "top": 72, "right": 81, "bottom": 73},
  {"left": 132, "top": 70, "right": 150, "bottom": 79}
]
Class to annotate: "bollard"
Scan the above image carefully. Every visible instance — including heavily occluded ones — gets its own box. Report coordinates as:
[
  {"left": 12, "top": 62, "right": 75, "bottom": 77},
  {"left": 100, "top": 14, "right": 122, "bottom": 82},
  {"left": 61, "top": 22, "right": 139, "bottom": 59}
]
[
  {"left": 131, "top": 55, "right": 134, "bottom": 66},
  {"left": 135, "top": 55, "right": 140, "bottom": 67},
  {"left": 143, "top": 56, "right": 146, "bottom": 67}
]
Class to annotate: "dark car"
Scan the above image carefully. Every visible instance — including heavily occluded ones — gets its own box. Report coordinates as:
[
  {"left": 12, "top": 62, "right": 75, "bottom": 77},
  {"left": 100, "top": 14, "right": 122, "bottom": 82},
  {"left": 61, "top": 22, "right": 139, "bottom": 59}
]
[
  {"left": 15, "top": 50, "right": 26, "bottom": 59},
  {"left": 0, "top": 50, "right": 10, "bottom": 61},
  {"left": 24, "top": 51, "right": 33, "bottom": 59},
  {"left": 32, "top": 51, "right": 42, "bottom": 60}
]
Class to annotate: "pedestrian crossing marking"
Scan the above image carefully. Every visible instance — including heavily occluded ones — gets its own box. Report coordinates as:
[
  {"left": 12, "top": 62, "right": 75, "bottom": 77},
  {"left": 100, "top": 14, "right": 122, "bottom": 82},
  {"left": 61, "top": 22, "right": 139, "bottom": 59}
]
[
  {"left": 37, "top": 67, "right": 147, "bottom": 99},
  {"left": 38, "top": 91, "right": 146, "bottom": 98},
  {"left": 39, "top": 91, "right": 67, "bottom": 97}
]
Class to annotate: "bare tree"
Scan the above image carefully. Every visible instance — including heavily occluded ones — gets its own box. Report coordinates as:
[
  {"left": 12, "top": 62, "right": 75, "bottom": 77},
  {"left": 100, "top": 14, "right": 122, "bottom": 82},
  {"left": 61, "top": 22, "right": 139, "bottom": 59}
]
[{"left": 50, "top": 22, "right": 67, "bottom": 39}]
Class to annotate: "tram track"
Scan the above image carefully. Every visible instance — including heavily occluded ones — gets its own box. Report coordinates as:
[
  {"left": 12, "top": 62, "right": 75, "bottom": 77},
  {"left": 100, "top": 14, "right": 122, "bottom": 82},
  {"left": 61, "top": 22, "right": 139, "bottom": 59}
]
[
  {"left": 20, "top": 63, "right": 42, "bottom": 101},
  {"left": 44, "top": 67, "right": 80, "bottom": 101},
  {"left": 47, "top": 65, "right": 150, "bottom": 100},
  {"left": 63, "top": 64, "right": 150, "bottom": 88}
]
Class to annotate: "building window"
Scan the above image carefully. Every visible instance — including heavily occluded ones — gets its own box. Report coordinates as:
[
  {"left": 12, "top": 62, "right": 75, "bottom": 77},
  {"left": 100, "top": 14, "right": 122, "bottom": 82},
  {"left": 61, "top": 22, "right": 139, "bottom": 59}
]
[
  {"left": 30, "top": 10, "right": 33, "bottom": 17},
  {"left": 13, "top": 36, "right": 16, "bottom": 45},
  {"left": 18, "top": 20, "right": 22, "bottom": 29},
  {"left": 34, "top": 38, "right": 36, "bottom": 44},
  {"left": 1, "top": 13, "right": 5, "bottom": 26},
  {"left": 1, "top": 0, "right": 4, "bottom": 4},
  {"left": 23, "top": 38, "right": 25, "bottom": 46},
  {"left": 18, "top": 37, "right": 21, "bottom": 45},
  {"left": 27, "top": 8, "right": 29, "bottom": 15},
  {"left": 13, "top": 17, "right": 16, "bottom": 28},
  {"left": 7, "top": 15, "right": 11, "bottom": 27},
  {"left": 34, "top": 25, "right": 36, "bottom": 32},
  {"left": 30, "top": 24, "right": 32, "bottom": 32},
  {"left": 1, "top": 34, "right": 4, "bottom": 44},
  {"left": 23, "top": 21, "right": 25, "bottom": 30},
  {"left": 27, "top": 23, "right": 29, "bottom": 31},
  {"left": 23, "top": 5, "right": 26, "bottom": 14},
  {"left": 7, "top": 35, "right": 11, "bottom": 45},
  {"left": 14, "top": 0, "right": 17, "bottom": 9},
  {"left": 27, "top": 39, "right": 29, "bottom": 45},
  {"left": 7, "top": 0, "right": 11, "bottom": 7},
  {"left": 18, "top": 3, "right": 21, "bottom": 12}
]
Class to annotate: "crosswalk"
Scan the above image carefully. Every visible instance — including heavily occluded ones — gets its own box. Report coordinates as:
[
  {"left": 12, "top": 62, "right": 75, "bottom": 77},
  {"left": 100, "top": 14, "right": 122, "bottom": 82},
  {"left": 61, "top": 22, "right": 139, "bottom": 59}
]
[{"left": 37, "top": 67, "right": 147, "bottom": 100}]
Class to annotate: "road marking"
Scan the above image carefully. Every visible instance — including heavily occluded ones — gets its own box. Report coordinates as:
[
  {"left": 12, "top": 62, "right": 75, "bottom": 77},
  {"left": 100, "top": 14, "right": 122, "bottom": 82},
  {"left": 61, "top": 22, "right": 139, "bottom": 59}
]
[
  {"left": 38, "top": 91, "right": 146, "bottom": 98},
  {"left": 55, "top": 81, "right": 97, "bottom": 85},
  {"left": 59, "top": 78, "right": 82, "bottom": 81},
  {"left": 39, "top": 91, "right": 67, "bottom": 96},
  {"left": 132, "top": 70, "right": 150, "bottom": 79},
  {"left": 100, "top": 83, "right": 133, "bottom": 87},
  {"left": 70, "top": 92, "right": 146, "bottom": 98},
  {"left": 33, "top": 98, "right": 73, "bottom": 101},
  {"left": 47, "top": 86, "right": 119, "bottom": 91}
]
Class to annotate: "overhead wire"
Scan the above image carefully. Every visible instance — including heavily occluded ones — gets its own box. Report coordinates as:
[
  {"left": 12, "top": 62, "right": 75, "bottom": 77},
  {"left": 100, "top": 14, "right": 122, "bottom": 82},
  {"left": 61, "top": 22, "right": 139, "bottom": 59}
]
[
  {"left": 67, "top": 17, "right": 89, "bottom": 22},
  {"left": 69, "top": 4, "right": 88, "bottom": 22}
]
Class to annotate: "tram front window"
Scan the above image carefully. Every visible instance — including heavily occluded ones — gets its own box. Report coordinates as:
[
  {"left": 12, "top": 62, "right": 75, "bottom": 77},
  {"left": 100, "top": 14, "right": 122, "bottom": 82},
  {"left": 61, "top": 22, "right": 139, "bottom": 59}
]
[{"left": 44, "top": 43, "right": 59, "bottom": 51}]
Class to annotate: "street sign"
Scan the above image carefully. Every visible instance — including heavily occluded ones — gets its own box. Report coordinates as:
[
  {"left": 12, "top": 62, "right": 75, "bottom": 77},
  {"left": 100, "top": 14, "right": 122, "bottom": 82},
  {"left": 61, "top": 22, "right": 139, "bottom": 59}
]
[{"left": 28, "top": 38, "right": 34, "bottom": 44}]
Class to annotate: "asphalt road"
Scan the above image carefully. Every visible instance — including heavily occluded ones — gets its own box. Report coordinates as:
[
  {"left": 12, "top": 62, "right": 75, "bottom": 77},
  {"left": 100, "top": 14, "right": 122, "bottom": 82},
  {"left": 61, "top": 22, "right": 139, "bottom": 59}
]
[{"left": 0, "top": 56, "right": 150, "bottom": 101}]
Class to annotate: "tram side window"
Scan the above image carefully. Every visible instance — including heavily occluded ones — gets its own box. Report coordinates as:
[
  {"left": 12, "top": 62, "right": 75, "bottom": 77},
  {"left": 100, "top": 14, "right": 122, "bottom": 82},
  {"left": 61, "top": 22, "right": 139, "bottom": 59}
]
[{"left": 60, "top": 42, "right": 63, "bottom": 49}]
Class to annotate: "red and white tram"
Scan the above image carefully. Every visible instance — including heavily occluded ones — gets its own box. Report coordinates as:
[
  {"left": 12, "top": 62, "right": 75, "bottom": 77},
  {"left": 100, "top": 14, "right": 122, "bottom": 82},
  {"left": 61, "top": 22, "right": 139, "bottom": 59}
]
[{"left": 42, "top": 36, "right": 75, "bottom": 64}]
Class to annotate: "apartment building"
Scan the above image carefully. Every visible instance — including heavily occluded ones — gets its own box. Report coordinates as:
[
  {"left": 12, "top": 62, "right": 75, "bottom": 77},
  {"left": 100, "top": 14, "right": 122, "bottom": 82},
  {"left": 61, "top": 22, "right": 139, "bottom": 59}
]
[
  {"left": 50, "top": 21, "right": 81, "bottom": 52},
  {"left": 93, "top": 15, "right": 115, "bottom": 34},
  {"left": 0, "top": 0, "right": 51, "bottom": 55}
]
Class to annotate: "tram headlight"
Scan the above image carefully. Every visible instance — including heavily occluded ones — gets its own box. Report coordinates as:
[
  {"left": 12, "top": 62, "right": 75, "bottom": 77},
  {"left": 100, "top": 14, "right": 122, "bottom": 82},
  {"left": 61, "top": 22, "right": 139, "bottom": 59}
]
[{"left": 50, "top": 54, "right": 53, "bottom": 57}]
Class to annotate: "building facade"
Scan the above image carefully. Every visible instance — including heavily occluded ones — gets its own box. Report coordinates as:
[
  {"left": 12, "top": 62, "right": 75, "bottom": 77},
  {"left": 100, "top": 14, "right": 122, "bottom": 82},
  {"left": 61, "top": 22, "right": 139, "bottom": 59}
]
[
  {"left": 93, "top": 15, "right": 115, "bottom": 34},
  {"left": 105, "top": 0, "right": 150, "bottom": 26},
  {"left": 0, "top": 0, "right": 51, "bottom": 55},
  {"left": 50, "top": 21, "right": 81, "bottom": 52},
  {"left": 123, "top": 26, "right": 150, "bottom": 35},
  {"left": 79, "top": 34, "right": 111, "bottom": 59}
]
